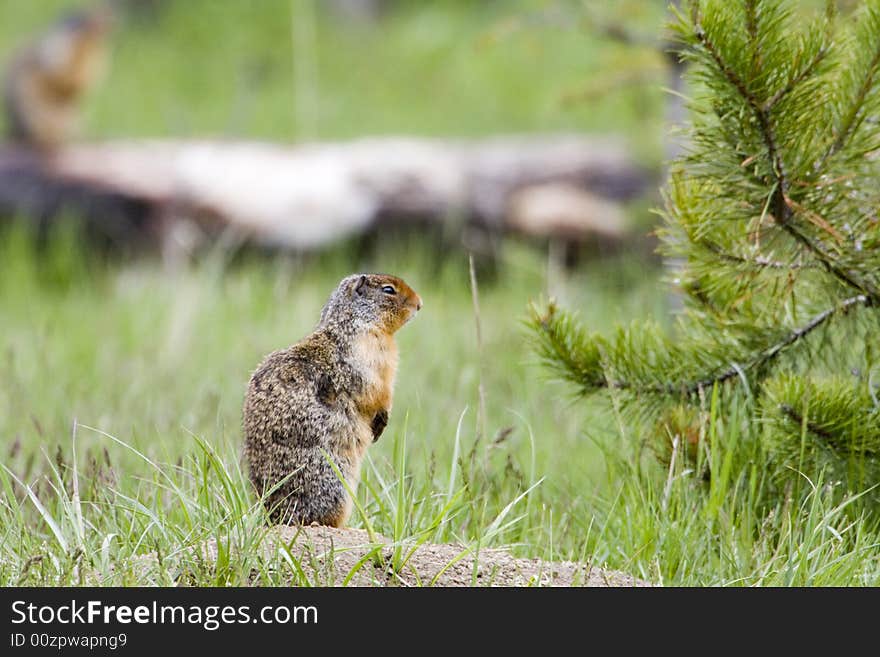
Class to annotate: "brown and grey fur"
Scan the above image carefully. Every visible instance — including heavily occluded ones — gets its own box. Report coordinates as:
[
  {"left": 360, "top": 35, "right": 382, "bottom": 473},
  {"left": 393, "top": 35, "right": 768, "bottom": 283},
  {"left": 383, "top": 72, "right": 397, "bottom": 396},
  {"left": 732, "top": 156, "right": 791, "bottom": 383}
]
[
  {"left": 3, "top": 6, "right": 112, "bottom": 150},
  {"left": 243, "top": 273, "right": 421, "bottom": 527}
]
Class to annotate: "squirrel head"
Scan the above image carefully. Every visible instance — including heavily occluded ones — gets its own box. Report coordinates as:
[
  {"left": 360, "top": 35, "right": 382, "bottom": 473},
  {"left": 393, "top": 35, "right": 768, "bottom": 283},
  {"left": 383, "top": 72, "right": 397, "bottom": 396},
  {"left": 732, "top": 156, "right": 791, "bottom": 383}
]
[
  {"left": 319, "top": 273, "right": 422, "bottom": 336},
  {"left": 36, "top": 5, "right": 114, "bottom": 94}
]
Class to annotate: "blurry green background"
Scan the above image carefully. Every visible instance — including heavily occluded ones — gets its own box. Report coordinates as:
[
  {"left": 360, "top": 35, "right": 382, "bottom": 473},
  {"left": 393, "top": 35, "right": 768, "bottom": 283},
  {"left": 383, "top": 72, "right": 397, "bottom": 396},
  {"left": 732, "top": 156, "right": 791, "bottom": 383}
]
[
  {"left": 0, "top": 0, "right": 668, "bottom": 151},
  {"left": 0, "top": 0, "right": 689, "bottom": 584}
]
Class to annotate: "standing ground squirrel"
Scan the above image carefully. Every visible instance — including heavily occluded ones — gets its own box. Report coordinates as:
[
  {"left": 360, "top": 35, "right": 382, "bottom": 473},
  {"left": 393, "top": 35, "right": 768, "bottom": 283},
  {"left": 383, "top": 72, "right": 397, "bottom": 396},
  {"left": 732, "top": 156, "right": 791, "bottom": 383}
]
[
  {"left": 243, "top": 273, "right": 422, "bottom": 527},
  {"left": 3, "top": 6, "right": 113, "bottom": 150}
]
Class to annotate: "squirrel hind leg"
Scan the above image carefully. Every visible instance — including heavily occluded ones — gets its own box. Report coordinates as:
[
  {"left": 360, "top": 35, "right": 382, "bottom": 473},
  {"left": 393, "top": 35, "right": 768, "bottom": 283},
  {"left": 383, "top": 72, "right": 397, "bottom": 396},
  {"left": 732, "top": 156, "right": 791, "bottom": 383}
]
[{"left": 264, "top": 481, "right": 351, "bottom": 528}]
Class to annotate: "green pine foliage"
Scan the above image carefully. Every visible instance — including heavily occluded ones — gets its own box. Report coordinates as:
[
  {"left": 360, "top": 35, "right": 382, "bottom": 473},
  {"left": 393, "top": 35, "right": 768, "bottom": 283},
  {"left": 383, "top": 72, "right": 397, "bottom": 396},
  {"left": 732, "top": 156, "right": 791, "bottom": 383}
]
[{"left": 530, "top": 0, "right": 880, "bottom": 501}]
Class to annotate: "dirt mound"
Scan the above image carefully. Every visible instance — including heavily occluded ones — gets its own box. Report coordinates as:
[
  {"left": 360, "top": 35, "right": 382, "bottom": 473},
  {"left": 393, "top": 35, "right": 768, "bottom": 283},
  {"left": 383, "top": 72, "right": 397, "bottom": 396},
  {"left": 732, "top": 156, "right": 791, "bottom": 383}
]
[{"left": 186, "top": 525, "right": 648, "bottom": 587}]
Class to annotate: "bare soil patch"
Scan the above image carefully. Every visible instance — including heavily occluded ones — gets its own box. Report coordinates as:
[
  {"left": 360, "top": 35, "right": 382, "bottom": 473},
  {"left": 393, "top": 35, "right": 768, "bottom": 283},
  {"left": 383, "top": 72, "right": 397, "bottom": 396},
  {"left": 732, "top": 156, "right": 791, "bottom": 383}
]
[{"left": 169, "top": 525, "right": 648, "bottom": 587}]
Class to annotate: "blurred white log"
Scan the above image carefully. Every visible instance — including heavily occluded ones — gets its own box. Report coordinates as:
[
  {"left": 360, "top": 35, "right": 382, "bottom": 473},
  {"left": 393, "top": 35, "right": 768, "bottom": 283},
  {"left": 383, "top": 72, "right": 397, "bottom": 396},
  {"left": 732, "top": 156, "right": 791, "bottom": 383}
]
[{"left": 0, "top": 135, "right": 651, "bottom": 250}]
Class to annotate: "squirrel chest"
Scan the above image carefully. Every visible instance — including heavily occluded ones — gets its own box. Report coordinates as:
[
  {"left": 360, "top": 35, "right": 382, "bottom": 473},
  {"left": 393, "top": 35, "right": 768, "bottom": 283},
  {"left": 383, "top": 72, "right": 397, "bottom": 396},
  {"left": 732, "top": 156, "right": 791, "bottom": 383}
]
[{"left": 348, "top": 329, "right": 398, "bottom": 419}]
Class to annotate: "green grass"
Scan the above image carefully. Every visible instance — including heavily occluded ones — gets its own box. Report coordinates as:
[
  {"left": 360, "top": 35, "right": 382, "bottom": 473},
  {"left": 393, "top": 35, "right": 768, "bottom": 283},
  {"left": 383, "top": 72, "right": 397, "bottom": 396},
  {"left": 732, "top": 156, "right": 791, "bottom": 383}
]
[
  {"left": 0, "top": 228, "right": 654, "bottom": 584},
  {"left": 2, "top": 229, "right": 880, "bottom": 586},
  {"left": 2, "top": 1, "right": 880, "bottom": 586}
]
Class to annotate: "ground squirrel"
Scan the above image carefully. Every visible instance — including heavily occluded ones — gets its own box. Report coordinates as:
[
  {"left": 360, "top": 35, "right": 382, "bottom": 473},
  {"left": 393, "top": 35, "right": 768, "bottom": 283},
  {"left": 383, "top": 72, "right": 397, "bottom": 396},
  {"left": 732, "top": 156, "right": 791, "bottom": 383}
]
[
  {"left": 243, "top": 273, "right": 422, "bottom": 527},
  {"left": 3, "top": 5, "right": 113, "bottom": 150}
]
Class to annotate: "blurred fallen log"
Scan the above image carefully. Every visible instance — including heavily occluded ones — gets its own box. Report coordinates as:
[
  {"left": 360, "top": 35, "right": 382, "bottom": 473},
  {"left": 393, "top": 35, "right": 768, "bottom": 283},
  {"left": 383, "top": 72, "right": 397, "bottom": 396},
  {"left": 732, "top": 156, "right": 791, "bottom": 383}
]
[{"left": 0, "top": 135, "right": 653, "bottom": 253}]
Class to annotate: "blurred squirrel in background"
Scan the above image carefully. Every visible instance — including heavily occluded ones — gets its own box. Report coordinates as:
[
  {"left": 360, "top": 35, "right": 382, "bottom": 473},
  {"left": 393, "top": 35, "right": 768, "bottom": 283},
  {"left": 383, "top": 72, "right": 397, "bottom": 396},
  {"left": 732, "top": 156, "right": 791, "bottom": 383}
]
[{"left": 3, "top": 4, "right": 113, "bottom": 151}]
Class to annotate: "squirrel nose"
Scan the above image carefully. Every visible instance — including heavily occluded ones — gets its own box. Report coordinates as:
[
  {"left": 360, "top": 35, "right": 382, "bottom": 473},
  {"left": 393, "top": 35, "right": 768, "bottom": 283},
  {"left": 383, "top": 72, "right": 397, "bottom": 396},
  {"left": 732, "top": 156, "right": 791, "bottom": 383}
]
[{"left": 415, "top": 296, "right": 423, "bottom": 311}]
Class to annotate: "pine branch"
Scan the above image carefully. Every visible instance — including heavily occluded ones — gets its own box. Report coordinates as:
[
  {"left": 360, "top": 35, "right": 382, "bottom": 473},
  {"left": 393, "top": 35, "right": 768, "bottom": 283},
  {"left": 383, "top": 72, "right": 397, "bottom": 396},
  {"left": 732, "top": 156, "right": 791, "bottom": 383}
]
[
  {"left": 757, "top": 293, "right": 870, "bottom": 366},
  {"left": 763, "top": 373, "right": 880, "bottom": 455},
  {"left": 762, "top": 373, "right": 880, "bottom": 498},
  {"left": 641, "top": 293, "right": 869, "bottom": 396},
  {"left": 693, "top": 23, "right": 761, "bottom": 109},
  {"left": 763, "top": 44, "right": 830, "bottom": 111},
  {"left": 529, "top": 300, "right": 605, "bottom": 391},
  {"left": 531, "top": 0, "right": 880, "bottom": 504},
  {"left": 778, "top": 404, "right": 837, "bottom": 441},
  {"left": 700, "top": 240, "right": 820, "bottom": 270},
  {"left": 533, "top": 294, "right": 871, "bottom": 398},
  {"left": 744, "top": 0, "right": 758, "bottom": 47},
  {"left": 693, "top": 8, "right": 880, "bottom": 304},
  {"left": 824, "top": 24, "right": 880, "bottom": 162}
]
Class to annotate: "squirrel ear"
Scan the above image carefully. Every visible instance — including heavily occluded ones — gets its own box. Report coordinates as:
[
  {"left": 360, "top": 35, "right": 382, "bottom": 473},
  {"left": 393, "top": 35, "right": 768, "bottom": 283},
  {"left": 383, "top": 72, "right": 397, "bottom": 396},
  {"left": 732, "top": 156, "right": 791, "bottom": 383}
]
[{"left": 353, "top": 274, "right": 367, "bottom": 296}]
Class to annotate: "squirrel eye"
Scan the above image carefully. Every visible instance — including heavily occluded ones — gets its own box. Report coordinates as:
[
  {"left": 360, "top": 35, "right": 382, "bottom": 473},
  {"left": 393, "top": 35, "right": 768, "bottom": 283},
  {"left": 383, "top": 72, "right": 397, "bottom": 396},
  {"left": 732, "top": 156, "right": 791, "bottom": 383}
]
[{"left": 381, "top": 285, "right": 397, "bottom": 295}]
